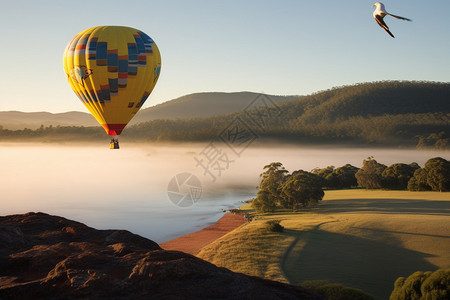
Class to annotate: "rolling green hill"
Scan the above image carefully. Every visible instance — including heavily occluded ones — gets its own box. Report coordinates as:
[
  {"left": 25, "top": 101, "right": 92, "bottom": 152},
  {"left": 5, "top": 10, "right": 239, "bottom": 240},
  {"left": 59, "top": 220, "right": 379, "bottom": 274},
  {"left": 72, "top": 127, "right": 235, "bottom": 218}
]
[{"left": 0, "top": 111, "right": 97, "bottom": 130}]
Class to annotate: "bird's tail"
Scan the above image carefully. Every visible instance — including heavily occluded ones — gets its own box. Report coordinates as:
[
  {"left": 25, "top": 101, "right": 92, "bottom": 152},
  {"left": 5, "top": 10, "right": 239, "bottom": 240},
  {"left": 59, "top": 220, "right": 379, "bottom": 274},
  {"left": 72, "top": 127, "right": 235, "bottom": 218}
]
[{"left": 388, "top": 13, "right": 412, "bottom": 21}]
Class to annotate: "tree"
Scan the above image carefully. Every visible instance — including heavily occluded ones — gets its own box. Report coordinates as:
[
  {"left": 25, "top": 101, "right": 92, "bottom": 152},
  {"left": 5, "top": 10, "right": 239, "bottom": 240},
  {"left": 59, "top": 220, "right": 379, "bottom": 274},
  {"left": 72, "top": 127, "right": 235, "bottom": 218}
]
[
  {"left": 312, "top": 164, "right": 359, "bottom": 189},
  {"left": 334, "top": 164, "right": 360, "bottom": 189},
  {"left": 252, "top": 190, "right": 276, "bottom": 213},
  {"left": 355, "top": 157, "right": 387, "bottom": 189},
  {"left": 312, "top": 165, "right": 334, "bottom": 180},
  {"left": 280, "top": 170, "right": 324, "bottom": 211},
  {"left": 260, "top": 162, "right": 289, "bottom": 180},
  {"left": 408, "top": 157, "right": 450, "bottom": 192},
  {"left": 259, "top": 162, "right": 289, "bottom": 205},
  {"left": 390, "top": 271, "right": 432, "bottom": 300},
  {"left": 312, "top": 166, "right": 336, "bottom": 188},
  {"left": 408, "top": 168, "right": 432, "bottom": 191},
  {"left": 425, "top": 157, "right": 450, "bottom": 192},
  {"left": 382, "top": 163, "right": 419, "bottom": 190},
  {"left": 390, "top": 269, "right": 450, "bottom": 300},
  {"left": 421, "top": 269, "right": 450, "bottom": 300},
  {"left": 252, "top": 162, "right": 289, "bottom": 213}
]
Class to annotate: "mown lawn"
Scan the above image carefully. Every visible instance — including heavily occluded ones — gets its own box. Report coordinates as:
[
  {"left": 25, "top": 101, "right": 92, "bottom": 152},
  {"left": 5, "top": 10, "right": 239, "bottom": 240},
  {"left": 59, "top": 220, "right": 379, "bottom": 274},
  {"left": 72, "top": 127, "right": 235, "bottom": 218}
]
[{"left": 197, "top": 190, "right": 450, "bottom": 300}]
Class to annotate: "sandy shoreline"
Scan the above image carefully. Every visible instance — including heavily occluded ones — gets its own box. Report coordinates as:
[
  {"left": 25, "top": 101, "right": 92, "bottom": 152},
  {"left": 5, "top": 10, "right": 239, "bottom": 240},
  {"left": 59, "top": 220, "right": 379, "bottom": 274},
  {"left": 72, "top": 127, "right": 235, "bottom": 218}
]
[{"left": 160, "top": 213, "right": 246, "bottom": 255}]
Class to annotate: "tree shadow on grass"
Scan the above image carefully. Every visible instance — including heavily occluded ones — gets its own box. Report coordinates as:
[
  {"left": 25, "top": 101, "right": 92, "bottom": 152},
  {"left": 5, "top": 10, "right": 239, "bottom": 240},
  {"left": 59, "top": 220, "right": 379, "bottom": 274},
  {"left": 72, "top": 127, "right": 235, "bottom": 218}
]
[
  {"left": 282, "top": 227, "right": 439, "bottom": 300},
  {"left": 315, "top": 198, "right": 450, "bottom": 216}
]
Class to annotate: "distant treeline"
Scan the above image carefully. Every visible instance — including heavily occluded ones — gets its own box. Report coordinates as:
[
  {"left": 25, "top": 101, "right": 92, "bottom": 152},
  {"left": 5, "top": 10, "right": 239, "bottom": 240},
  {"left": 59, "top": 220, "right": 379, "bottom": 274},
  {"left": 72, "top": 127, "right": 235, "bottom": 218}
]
[
  {"left": 323, "top": 156, "right": 450, "bottom": 192},
  {"left": 252, "top": 157, "right": 450, "bottom": 213},
  {"left": 0, "top": 125, "right": 104, "bottom": 141},
  {"left": 1, "top": 81, "right": 450, "bottom": 149}
]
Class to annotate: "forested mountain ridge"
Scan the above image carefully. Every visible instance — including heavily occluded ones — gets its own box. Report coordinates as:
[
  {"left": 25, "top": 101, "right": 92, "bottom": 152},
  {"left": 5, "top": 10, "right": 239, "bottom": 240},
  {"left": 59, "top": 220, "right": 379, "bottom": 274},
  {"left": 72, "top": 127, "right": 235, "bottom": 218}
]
[
  {"left": 291, "top": 81, "right": 449, "bottom": 123},
  {"left": 130, "top": 92, "right": 299, "bottom": 123},
  {"left": 126, "top": 81, "right": 450, "bottom": 148},
  {"left": 1, "top": 81, "right": 449, "bottom": 149}
]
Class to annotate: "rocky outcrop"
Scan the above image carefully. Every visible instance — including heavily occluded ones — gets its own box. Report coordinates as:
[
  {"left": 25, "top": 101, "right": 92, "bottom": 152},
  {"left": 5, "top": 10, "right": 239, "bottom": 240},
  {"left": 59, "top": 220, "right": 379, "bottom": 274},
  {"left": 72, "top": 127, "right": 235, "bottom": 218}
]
[{"left": 0, "top": 212, "right": 322, "bottom": 299}]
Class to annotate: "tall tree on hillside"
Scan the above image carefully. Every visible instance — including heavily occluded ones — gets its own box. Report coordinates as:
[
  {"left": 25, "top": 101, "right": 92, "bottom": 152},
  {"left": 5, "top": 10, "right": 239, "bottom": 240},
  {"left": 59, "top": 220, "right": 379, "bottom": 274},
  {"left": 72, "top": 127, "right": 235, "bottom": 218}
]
[
  {"left": 280, "top": 170, "right": 324, "bottom": 211},
  {"left": 355, "top": 157, "right": 387, "bottom": 189},
  {"left": 252, "top": 162, "right": 289, "bottom": 212},
  {"left": 259, "top": 162, "right": 289, "bottom": 205}
]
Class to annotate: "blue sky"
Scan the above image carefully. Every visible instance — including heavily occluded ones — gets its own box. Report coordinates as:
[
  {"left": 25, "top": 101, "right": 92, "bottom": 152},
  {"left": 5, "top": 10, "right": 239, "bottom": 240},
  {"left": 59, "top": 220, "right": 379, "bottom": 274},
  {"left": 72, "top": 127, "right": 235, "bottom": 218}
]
[{"left": 0, "top": 0, "right": 449, "bottom": 113}]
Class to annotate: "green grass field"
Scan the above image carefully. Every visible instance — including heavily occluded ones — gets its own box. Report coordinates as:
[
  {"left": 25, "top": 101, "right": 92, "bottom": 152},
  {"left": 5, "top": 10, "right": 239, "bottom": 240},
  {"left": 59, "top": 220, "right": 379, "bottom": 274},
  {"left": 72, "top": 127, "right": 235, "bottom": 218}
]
[{"left": 197, "top": 190, "right": 450, "bottom": 300}]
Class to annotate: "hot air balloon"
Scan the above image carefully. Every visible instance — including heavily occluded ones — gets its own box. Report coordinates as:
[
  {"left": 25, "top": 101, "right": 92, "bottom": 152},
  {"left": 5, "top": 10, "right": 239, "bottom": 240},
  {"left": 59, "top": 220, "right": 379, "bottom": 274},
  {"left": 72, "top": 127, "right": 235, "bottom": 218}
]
[{"left": 63, "top": 26, "right": 161, "bottom": 149}]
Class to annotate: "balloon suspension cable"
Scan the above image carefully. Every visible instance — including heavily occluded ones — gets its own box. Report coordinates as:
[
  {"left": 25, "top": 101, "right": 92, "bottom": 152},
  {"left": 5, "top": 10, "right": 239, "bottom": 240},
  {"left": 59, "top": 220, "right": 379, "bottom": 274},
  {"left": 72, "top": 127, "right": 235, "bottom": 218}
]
[{"left": 109, "top": 136, "right": 120, "bottom": 149}]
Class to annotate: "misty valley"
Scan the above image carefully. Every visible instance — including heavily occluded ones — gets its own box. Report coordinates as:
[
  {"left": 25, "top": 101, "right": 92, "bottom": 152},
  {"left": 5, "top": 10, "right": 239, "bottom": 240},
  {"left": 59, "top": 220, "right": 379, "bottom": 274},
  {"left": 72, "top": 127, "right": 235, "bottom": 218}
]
[{"left": 1, "top": 143, "right": 447, "bottom": 243}]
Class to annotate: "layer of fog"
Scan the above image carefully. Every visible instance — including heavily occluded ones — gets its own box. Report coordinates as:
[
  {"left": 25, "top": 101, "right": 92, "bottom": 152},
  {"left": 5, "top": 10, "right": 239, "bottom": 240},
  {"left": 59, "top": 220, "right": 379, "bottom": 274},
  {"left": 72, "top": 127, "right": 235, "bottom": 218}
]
[{"left": 1, "top": 142, "right": 448, "bottom": 242}]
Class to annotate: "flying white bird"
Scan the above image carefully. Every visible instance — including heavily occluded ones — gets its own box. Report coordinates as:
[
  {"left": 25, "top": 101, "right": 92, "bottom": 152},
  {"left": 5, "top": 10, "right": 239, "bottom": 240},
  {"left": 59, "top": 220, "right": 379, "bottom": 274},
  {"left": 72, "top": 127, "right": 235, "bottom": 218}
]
[{"left": 372, "top": 2, "right": 411, "bottom": 38}]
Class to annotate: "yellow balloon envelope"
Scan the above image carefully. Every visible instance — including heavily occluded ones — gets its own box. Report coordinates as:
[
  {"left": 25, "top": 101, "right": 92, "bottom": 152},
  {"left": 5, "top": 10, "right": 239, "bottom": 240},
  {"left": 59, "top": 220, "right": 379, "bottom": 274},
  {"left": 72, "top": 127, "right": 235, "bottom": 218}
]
[{"left": 63, "top": 26, "right": 161, "bottom": 136}]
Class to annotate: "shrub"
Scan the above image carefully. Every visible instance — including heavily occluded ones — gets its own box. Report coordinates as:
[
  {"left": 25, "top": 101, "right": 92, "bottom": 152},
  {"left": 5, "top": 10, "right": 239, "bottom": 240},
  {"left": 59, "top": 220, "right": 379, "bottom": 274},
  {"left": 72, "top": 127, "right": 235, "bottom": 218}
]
[{"left": 264, "top": 220, "right": 284, "bottom": 232}]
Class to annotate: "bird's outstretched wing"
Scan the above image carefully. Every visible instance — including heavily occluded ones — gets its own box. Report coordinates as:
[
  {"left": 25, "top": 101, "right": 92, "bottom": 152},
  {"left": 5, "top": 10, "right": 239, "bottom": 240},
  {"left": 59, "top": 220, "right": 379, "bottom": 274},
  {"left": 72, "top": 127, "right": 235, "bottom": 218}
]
[
  {"left": 387, "top": 13, "right": 412, "bottom": 21},
  {"left": 375, "top": 15, "right": 395, "bottom": 38}
]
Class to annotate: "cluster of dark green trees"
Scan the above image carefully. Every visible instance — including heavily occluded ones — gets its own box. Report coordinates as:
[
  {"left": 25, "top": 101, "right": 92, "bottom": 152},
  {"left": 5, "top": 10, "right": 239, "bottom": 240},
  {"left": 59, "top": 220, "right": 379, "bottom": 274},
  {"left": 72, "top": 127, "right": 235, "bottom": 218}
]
[
  {"left": 252, "top": 157, "right": 450, "bottom": 213},
  {"left": 354, "top": 157, "right": 450, "bottom": 192},
  {"left": 390, "top": 269, "right": 449, "bottom": 300},
  {"left": 311, "top": 164, "right": 360, "bottom": 189},
  {"left": 252, "top": 162, "right": 325, "bottom": 213},
  {"left": 312, "top": 156, "right": 450, "bottom": 192}
]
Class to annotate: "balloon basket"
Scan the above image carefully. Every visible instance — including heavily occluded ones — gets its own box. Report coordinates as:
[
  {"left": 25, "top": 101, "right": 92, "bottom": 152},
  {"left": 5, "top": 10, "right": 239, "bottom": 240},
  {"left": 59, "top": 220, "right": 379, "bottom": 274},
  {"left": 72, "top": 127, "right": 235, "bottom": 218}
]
[{"left": 110, "top": 138, "right": 120, "bottom": 149}]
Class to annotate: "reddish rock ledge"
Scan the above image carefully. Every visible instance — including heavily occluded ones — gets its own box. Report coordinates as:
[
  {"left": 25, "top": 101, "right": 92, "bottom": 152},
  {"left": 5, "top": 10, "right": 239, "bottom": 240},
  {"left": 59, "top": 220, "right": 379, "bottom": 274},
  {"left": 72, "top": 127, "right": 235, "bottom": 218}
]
[{"left": 0, "top": 212, "right": 322, "bottom": 299}]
